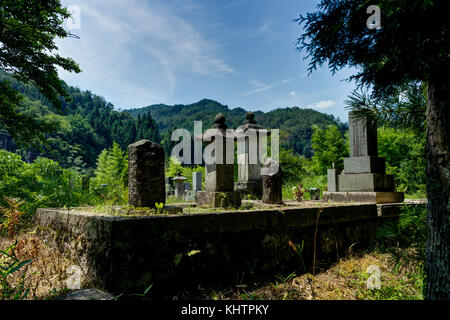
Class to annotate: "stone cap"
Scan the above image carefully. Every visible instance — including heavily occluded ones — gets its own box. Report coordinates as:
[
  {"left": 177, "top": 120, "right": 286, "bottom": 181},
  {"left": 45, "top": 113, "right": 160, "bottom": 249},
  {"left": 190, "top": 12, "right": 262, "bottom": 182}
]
[
  {"left": 194, "top": 113, "right": 235, "bottom": 142},
  {"left": 235, "top": 112, "right": 271, "bottom": 139}
]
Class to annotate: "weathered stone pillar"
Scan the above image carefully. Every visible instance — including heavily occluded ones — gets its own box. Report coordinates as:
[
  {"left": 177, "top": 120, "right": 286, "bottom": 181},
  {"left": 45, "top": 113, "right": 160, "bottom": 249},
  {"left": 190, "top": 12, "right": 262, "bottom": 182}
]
[
  {"left": 262, "top": 158, "right": 283, "bottom": 204},
  {"left": 128, "top": 140, "right": 165, "bottom": 207},
  {"left": 195, "top": 114, "right": 241, "bottom": 208},
  {"left": 234, "top": 112, "right": 268, "bottom": 199},
  {"left": 193, "top": 172, "right": 202, "bottom": 191}
]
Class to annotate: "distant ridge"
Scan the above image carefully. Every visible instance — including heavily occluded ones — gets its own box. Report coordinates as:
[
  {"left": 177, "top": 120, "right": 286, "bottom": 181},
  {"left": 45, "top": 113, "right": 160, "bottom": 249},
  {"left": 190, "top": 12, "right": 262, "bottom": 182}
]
[{"left": 123, "top": 99, "right": 346, "bottom": 157}]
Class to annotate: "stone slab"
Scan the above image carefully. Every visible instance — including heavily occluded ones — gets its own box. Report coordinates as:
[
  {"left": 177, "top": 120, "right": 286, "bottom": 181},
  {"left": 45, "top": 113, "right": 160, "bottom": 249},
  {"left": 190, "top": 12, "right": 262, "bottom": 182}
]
[
  {"left": 343, "top": 156, "right": 386, "bottom": 174},
  {"left": 348, "top": 111, "right": 378, "bottom": 157},
  {"left": 323, "top": 191, "right": 404, "bottom": 204},
  {"left": 338, "top": 173, "right": 394, "bottom": 192},
  {"left": 234, "top": 181, "right": 263, "bottom": 198},
  {"left": 327, "top": 169, "right": 339, "bottom": 192},
  {"left": 192, "top": 172, "right": 202, "bottom": 191},
  {"left": 196, "top": 191, "right": 241, "bottom": 208}
]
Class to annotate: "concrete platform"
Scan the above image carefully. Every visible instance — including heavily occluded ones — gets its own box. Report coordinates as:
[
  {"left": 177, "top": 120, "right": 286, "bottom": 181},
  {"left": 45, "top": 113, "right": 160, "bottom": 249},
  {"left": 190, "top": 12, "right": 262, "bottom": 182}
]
[
  {"left": 196, "top": 190, "right": 241, "bottom": 208},
  {"left": 323, "top": 191, "right": 405, "bottom": 204}
]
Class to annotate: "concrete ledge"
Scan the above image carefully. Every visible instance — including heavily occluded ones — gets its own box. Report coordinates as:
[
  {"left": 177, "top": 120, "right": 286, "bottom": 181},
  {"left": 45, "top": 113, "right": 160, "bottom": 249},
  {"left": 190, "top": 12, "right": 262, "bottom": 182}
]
[
  {"left": 196, "top": 191, "right": 241, "bottom": 208},
  {"left": 34, "top": 202, "right": 413, "bottom": 296},
  {"left": 323, "top": 191, "right": 405, "bottom": 204}
]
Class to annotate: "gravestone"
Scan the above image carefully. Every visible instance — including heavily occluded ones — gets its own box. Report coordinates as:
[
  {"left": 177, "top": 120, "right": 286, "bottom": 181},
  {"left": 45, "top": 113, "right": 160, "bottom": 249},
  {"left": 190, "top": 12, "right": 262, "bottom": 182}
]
[
  {"left": 262, "top": 158, "right": 283, "bottom": 204},
  {"left": 128, "top": 140, "right": 165, "bottom": 207},
  {"left": 324, "top": 112, "right": 404, "bottom": 203},
  {"left": 193, "top": 172, "right": 202, "bottom": 191},
  {"left": 173, "top": 173, "right": 187, "bottom": 198},
  {"left": 309, "top": 188, "right": 321, "bottom": 200},
  {"left": 234, "top": 112, "right": 268, "bottom": 198},
  {"left": 195, "top": 114, "right": 241, "bottom": 208}
]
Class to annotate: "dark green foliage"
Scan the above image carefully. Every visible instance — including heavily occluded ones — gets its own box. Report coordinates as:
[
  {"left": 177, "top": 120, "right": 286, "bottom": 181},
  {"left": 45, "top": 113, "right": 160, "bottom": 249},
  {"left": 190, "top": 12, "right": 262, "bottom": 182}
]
[
  {"left": 296, "top": 0, "right": 448, "bottom": 99},
  {"left": 345, "top": 81, "right": 427, "bottom": 132},
  {"left": 125, "top": 99, "right": 346, "bottom": 158},
  {"left": 378, "top": 128, "right": 426, "bottom": 195},
  {"left": 0, "top": 72, "right": 160, "bottom": 170},
  {"left": 0, "top": 0, "right": 81, "bottom": 144},
  {"left": 0, "top": 240, "right": 32, "bottom": 300},
  {"left": 310, "top": 124, "right": 349, "bottom": 175},
  {"left": 0, "top": 150, "right": 84, "bottom": 220}
]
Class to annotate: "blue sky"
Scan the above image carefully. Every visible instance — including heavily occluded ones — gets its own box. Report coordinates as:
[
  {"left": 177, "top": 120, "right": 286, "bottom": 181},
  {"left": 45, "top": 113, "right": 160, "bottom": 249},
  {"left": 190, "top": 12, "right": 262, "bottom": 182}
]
[{"left": 56, "top": 0, "right": 358, "bottom": 122}]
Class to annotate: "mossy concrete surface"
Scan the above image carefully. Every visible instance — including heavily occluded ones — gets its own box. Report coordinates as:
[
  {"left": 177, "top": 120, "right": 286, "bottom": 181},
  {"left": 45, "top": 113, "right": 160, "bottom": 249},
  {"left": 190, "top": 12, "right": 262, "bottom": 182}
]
[{"left": 35, "top": 203, "right": 413, "bottom": 297}]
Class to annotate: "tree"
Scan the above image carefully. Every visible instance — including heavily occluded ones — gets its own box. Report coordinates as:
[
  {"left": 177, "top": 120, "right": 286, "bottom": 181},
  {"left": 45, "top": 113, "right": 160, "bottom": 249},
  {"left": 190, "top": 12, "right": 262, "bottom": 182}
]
[
  {"left": 311, "top": 125, "right": 348, "bottom": 175},
  {"left": 296, "top": 0, "right": 449, "bottom": 299},
  {"left": 0, "top": 0, "right": 81, "bottom": 145}
]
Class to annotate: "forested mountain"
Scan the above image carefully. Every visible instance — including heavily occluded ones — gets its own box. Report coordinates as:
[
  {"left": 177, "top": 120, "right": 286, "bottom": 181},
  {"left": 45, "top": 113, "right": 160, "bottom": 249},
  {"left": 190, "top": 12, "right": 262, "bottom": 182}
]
[
  {"left": 125, "top": 99, "right": 347, "bottom": 157},
  {"left": 0, "top": 71, "right": 160, "bottom": 173}
]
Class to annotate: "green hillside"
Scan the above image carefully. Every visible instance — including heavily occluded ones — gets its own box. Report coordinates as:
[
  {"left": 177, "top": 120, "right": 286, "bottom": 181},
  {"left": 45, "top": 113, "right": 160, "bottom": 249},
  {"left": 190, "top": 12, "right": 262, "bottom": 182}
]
[
  {"left": 124, "top": 99, "right": 347, "bottom": 157},
  {"left": 0, "top": 72, "right": 160, "bottom": 173}
]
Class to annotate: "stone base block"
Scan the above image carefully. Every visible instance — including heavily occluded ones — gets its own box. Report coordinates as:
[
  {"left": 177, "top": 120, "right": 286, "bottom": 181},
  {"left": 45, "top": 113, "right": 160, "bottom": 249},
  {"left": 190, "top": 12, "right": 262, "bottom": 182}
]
[
  {"left": 196, "top": 191, "right": 241, "bottom": 208},
  {"left": 343, "top": 156, "right": 386, "bottom": 174},
  {"left": 234, "top": 181, "right": 262, "bottom": 199},
  {"left": 323, "top": 192, "right": 404, "bottom": 204},
  {"left": 338, "top": 173, "right": 394, "bottom": 192}
]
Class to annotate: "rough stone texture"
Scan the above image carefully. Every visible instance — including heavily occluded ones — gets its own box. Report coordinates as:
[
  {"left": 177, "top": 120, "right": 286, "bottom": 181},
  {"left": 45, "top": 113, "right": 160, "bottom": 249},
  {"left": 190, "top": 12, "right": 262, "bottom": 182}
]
[
  {"left": 348, "top": 111, "right": 378, "bottom": 157},
  {"left": 234, "top": 112, "right": 266, "bottom": 198},
  {"left": 338, "top": 173, "right": 395, "bottom": 192},
  {"left": 196, "top": 114, "right": 240, "bottom": 208},
  {"left": 262, "top": 158, "right": 283, "bottom": 204},
  {"left": 196, "top": 191, "right": 241, "bottom": 208},
  {"left": 327, "top": 168, "right": 339, "bottom": 192},
  {"left": 128, "top": 140, "right": 165, "bottom": 207},
  {"left": 234, "top": 181, "right": 262, "bottom": 198},
  {"left": 35, "top": 202, "right": 416, "bottom": 298},
  {"left": 343, "top": 156, "right": 386, "bottom": 174},
  {"left": 309, "top": 188, "right": 321, "bottom": 200},
  {"left": 193, "top": 172, "right": 202, "bottom": 191},
  {"left": 323, "top": 191, "right": 405, "bottom": 204}
]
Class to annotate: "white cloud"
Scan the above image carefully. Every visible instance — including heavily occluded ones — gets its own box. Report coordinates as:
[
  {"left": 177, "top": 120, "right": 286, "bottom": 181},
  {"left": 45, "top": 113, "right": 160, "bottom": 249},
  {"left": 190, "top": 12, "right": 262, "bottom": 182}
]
[
  {"left": 290, "top": 91, "right": 296, "bottom": 96},
  {"left": 307, "top": 100, "right": 336, "bottom": 110},
  {"left": 56, "top": 0, "right": 234, "bottom": 108},
  {"left": 240, "top": 82, "right": 277, "bottom": 97},
  {"left": 282, "top": 78, "right": 293, "bottom": 83},
  {"left": 249, "top": 79, "right": 265, "bottom": 88}
]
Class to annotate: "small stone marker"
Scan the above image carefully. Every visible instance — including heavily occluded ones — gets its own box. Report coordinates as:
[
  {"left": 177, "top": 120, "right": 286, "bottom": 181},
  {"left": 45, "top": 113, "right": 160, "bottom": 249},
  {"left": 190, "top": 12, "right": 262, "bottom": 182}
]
[
  {"left": 309, "top": 188, "right": 321, "bottom": 200},
  {"left": 262, "top": 158, "right": 283, "bottom": 204},
  {"left": 173, "top": 172, "right": 187, "bottom": 198},
  {"left": 193, "top": 172, "right": 202, "bottom": 191},
  {"left": 128, "top": 140, "right": 165, "bottom": 207}
]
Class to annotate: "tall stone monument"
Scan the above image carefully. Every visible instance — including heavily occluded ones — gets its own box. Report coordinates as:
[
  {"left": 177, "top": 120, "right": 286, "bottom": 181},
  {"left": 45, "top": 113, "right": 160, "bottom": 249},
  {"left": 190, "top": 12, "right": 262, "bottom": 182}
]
[
  {"left": 234, "top": 112, "right": 267, "bottom": 198},
  {"left": 323, "top": 112, "right": 404, "bottom": 203},
  {"left": 128, "top": 140, "right": 166, "bottom": 207},
  {"left": 195, "top": 114, "right": 241, "bottom": 208}
]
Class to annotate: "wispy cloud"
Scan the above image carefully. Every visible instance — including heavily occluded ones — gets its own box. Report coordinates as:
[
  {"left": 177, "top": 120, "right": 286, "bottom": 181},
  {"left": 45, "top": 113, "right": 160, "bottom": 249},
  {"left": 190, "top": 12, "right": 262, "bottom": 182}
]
[
  {"left": 290, "top": 91, "right": 296, "bottom": 96},
  {"left": 307, "top": 100, "right": 336, "bottom": 110},
  {"left": 282, "top": 78, "right": 293, "bottom": 83},
  {"left": 56, "top": 0, "right": 234, "bottom": 107},
  {"left": 240, "top": 82, "right": 278, "bottom": 97}
]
